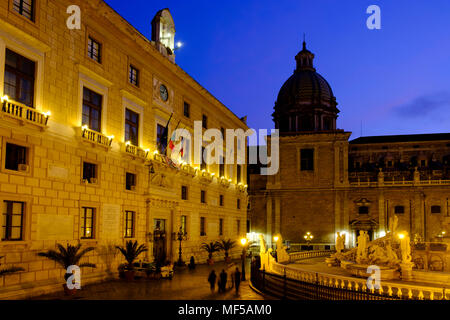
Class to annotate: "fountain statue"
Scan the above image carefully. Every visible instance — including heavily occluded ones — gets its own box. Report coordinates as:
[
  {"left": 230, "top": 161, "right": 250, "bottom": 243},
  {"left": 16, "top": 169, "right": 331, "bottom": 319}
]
[
  {"left": 275, "top": 234, "right": 290, "bottom": 263},
  {"left": 335, "top": 232, "right": 346, "bottom": 253}
]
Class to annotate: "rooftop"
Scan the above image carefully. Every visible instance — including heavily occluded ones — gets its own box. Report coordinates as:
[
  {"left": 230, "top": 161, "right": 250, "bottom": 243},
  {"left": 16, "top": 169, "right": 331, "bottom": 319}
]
[{"left": 350, "top": 133, "right": 450, "bottom": 145}]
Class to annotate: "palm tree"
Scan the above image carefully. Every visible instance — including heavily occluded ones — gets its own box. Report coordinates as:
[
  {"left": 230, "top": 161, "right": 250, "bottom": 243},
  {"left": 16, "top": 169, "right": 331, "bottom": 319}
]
[
  {"left": 201, "top": 241, "right": 220, "bottom": 265},
  {"left": 116, "top": 240, "right": 148, "bottom": 270},
  {"left": 218, "top": 239, "right": 236, "bottom": 262},
  {"left": 116, "top": 241, "right": 148, "bottom": 281},
  {"left": 37, "top": 243, "right": 96, "bottom": 281},
  {"left": 37, "top": 243, "right": 96, "bottom": 295},
  {"left": 0, "top": 256, "right": 24, "bottom": 276}
]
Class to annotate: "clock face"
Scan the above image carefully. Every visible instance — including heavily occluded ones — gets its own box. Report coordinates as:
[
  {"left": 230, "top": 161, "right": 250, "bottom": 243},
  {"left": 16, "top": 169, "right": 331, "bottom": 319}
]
[{"left": 160, "top": 84, "right": 169, "bottom": 102}]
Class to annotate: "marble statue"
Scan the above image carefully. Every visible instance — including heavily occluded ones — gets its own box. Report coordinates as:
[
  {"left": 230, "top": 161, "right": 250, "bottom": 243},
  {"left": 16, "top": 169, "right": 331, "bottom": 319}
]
[
  {"left": 389, "top": 214, "right": 398, "bottom": 234},
  {"left": 336, "top": 232, "right": 345, "bottom": 253},
  {"left": 275, "top": 234, "right": 290, "bottom": 263},
  {"left": 356, "top": 230, "right": 368, "bottom": 263},
  {"left": 400, "top": 232, "right": 412, "bottom": 263}
]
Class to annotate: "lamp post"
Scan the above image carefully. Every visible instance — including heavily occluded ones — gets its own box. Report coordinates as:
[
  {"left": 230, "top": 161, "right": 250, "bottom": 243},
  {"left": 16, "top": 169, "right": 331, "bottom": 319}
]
[
  {"left": 240, "top": 238, "right": 248, "bottom": 281},
  {"left": 172, "top": 227, "right": 187, "bottom": 267},
  {"left": 304, "top": 232, "right": 314, "bottom": 250}
]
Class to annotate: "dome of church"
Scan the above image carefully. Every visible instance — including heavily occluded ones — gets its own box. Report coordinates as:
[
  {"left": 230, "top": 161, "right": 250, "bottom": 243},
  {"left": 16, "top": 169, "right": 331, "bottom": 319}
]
[{"left": 273, "top": 41, "right": 339, "bottom": 133}]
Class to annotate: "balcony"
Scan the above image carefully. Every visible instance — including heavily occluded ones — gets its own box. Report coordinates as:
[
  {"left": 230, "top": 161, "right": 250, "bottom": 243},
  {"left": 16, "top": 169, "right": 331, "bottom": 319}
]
[
  {"left": 81, "top": 126, "right": 113, "bottom": 148},
  {"left": 124, "top": 143, "right": 148, "bottom": 160},
  {"left": 1, "top": 98, "right": 49, "bottom": 129},
  {"left": 219, "top": 176, "right": 231, "bottom": 188},
  {"left": 180, "top": 163, "right": 197, "bottom": 176},
  {"left": 199, "top": 170, "right": 214, "bottom": 183},
  {"left": 237, "top": 183, "right": 247, "bottom": 192}
]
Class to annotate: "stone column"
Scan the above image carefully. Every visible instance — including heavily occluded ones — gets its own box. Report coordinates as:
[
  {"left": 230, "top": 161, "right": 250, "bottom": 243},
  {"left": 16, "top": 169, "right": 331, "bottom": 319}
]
[
  {"left": 274, "top": 196, "right": 281, "bottom": 235},
  {"left": 378, "top": 191, "right": 385, "bottom": 235},
  {"left": 266, "top": 195, "right": 273, "bottom": 247}
]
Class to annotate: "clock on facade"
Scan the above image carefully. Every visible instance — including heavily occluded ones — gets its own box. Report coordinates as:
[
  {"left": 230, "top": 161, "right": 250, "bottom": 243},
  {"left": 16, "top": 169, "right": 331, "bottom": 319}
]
[{"left": 159, "top": 84, "right": 169, "bottom": 102}]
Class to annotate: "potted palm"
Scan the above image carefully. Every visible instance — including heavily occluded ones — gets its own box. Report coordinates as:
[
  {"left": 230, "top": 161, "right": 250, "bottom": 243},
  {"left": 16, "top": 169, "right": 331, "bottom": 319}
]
[
  {"left": 37, "top": 243, "right": 96, "bottom": 295},
  {"left": 201, "top": 241, "right": 220, "bottom": 265},
  {"left": 0, "top": 256, "right": 24, "bottom": 276},
  {"left": 116, "top": 240, "right": 148, "bottom": 281},
  {"left": 218, "top": 239, "right": 236, "bottom": 263}
]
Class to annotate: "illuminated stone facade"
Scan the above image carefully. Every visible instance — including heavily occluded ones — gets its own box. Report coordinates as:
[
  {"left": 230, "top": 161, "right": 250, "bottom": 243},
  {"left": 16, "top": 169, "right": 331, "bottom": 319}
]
[{"left": 0, "top": 0, "right": 248, "bottom": 298}]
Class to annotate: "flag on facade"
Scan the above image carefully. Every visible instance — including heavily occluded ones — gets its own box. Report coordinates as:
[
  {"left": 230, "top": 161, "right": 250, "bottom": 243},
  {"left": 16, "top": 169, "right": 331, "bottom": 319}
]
[{"left": 157, "top": 113, "right": 173, "bottom": 155}]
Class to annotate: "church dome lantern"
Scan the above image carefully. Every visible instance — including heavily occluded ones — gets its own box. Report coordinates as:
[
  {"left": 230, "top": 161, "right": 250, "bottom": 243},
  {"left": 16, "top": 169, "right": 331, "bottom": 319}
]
[{"left": 273, "top": 41, "right": 340, "bottom": 133}]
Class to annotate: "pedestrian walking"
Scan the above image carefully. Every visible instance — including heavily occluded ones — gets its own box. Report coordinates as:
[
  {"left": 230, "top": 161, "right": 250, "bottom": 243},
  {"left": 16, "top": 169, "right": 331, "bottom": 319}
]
[
  {"left": 234, "top": 267, "right": 241, "bottom": 295},
  {"left": 208, "top": 270, "right": 217, "bottom": 293},
  {"left": 219, "top": 269, "right": 227, "bottom": 293}
]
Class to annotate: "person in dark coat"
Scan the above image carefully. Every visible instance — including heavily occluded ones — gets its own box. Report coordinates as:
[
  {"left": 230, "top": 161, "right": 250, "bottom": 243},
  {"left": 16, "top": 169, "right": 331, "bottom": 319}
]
[
  {"left": 208, "top": 270, "right": 217, "bottom": 292},
  {"left": 234, "top": 267, "right": 241, "bottom": 295},
  {"left": 219, "top": 269, "right": 227, "bottom": 293}
]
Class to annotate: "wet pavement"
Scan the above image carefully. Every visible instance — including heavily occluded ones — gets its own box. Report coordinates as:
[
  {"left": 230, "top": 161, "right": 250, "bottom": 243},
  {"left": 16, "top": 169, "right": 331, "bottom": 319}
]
[{"left": 31, "top": 259, "right": 267, "bottom": 300}]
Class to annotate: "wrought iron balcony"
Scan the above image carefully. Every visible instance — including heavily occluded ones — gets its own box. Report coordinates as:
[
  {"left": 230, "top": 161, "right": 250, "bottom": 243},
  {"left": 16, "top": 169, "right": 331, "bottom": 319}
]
[
  {"left": 1, "top": 98, "right": 50, "bottom": 128},
  {"left": 81, "top": 126, "right": 113, "bottom": 148}
]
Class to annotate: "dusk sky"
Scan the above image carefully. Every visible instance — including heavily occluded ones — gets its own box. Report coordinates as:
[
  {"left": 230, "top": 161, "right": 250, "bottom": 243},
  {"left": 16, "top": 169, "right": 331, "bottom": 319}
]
[{"left": 105, "top": 0, "right": 450, "bottom": 142}]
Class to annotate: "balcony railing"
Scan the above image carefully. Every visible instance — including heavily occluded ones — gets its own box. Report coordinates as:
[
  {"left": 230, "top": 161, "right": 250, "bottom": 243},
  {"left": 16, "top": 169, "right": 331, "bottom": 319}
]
[
  {"left": 124, "top": 144, "right": 148, "bottom": 160},
  {"left": 81, "top": 127, "right": 113, "bottom": 148},
  {"left": 1, "top": 99, "right": 49, "bottom": 128}
]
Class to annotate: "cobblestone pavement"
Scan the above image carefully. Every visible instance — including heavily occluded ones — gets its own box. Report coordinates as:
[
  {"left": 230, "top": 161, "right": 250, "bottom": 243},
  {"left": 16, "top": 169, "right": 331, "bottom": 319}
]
[{"left": 31, "top": 260, "right": 268, "bottom": 300}]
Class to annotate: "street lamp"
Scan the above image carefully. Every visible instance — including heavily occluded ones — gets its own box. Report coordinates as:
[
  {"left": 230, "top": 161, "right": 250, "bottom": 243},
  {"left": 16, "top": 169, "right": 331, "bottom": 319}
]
[
  {"left": 304, "top": 232, "right": 314, "bottom": 250},
  {"left": 240, "top": 237, "right": 248, "bottom": 281},
  {"left": 172, "top": 227, "right": 188, "bottom": 267}
]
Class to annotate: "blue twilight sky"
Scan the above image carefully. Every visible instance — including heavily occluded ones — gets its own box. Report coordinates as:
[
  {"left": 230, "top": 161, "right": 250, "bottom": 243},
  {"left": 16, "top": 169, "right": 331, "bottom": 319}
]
[{"left": 105, "top": 0, "right": 450, "bottom": 141}]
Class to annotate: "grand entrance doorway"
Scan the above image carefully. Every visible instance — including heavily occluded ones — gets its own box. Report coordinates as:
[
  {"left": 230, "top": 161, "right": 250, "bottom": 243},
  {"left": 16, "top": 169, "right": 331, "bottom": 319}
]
[{"left": 153, "top": 219, "right": 167, "bottom": 265}]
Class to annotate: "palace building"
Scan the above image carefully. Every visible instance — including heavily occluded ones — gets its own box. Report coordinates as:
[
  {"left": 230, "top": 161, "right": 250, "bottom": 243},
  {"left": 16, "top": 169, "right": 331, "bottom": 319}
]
[
  {"left": 248, "top": 41, "right": 450, "bottom": 250},
  {"left": 0, "top": 0, "right": 248, "bottom": 298}
]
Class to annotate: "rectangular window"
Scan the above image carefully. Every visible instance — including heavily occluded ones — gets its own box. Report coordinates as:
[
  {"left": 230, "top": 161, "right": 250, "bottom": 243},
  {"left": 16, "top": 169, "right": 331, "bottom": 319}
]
[
  {"left": 219, "top": 161, "right": 225, "bottom": 178},
  {"left": 82, "top": 87, "right": 102, "bottom": 132},
  {"left": 13, "top": 0, "right": 34, "bottom": 21},
  {"left": 237, "top": 220, "right": 240, "bottom": 235},
  {"left": 200, "top": 217, "right": 206, "bottom": 236},
  {"left": 124, "top": 211, "right": 135, "bottom": 238},
  {"left": 394, "top": 206, "right": 405, "bottom": 214},
  {"left": 2, "top": 201, "right": 24, "bottom": 241},
  {"left": 431, "top": 206, "right": 441, "bottom": 214},
  {"left": 183, "top": 101, "right": 190, "bottom": 118},
  {"left": 237, "top": 199, "right": 241, "bottom": 209},
  {"left": 247, "top": 220, "right": 250, "bottom": 233},
  {"left": 237, "top": 165, "right": 242, "bottom": 183},
  {"left": 181, "top": 186, "right": 188, "bottom": 200},
  {"left": 200, "top": 146, "right": 207, "bottom": 170},
  {"left": 201, "top": 190, "right": 206, "bottom": 204},
  {"left": 358, "top": 206, "right": 369, "bottom": 214},
  {"left": 82, "top": 162, "right": 97, "bottom": 183},
  {"left": 181, "top": 215, "right": 187, "bottom": 235},
  {"left": 87, "top": 37, "right": 101, "bottom": 63},
  {"left": 4, "top": 49, "right": 35, "bottom": 107},
  {"left": 5, "top": 143, "right": 27, "bottom": 171},
  {"left": 156, "top": 124, "right": 165, "bottom": 148},
  {"left": 219, "top": 195, "right": 224, "bottom": 207},
  {"left": 125, "top": 108, "right": 139, "bottom": 146},
  {"left": 202, "top": 114, "right": 207, "bottom": 129},
  {"left": 129, "top": 65, "right": 139, "bottom": 86},
  {"left": 125, "top": 172, "right": 136, "bottom": 191},
  {"left": 219, "top": 218, "right": 223, "bottom": 236},
  {"left": 81, "top": 207, "right": 95, "bottom": 239},
  {"left": 300, "top": 148, "right": 314, "bottom": 171}
]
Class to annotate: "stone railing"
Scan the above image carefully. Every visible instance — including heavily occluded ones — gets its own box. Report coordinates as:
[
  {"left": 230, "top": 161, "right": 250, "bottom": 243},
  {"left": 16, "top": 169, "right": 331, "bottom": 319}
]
[
  {"left": 350, "top": 178, "right": 450, "bottom": 187},
  {"left": 1, "top": 99, "right": 49, "bottom": 128},
  {"left": 124, "top": 144, "right": 148, "bottom": 160},
  {"left": 81, "top": 127, "right": 113, "bottom": 148},
  {"left": 288, "top": 250, "right": 335, "bottom": 263},
  {"left": 270, "top": 257, "right": 448, "bottom": 300}
]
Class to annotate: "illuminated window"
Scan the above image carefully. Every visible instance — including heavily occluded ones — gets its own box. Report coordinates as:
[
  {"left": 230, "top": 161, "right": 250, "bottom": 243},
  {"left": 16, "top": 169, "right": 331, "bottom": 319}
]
[
  {"left": 181, "top": 215, "right": 187, "bottom": 234},
  {"left": 81, "top": 207, "right": 95, "bottom": 239},
  {"left": 124, "top": 211, "right": 135, "bottom": 238}
]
